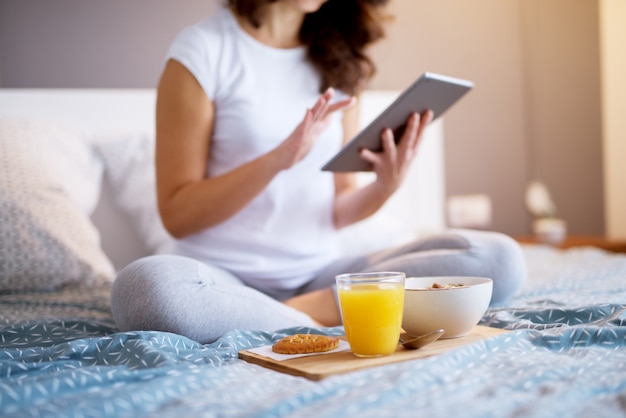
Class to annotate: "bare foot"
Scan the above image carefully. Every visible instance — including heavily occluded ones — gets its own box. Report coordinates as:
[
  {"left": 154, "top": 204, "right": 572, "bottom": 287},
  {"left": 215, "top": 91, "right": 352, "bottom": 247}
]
[{"left": 283, "top": 288, "right": 341, "bottom": 327}]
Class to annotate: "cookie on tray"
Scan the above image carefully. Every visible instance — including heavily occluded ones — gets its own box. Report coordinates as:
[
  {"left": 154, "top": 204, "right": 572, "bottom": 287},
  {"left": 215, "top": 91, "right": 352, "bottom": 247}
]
[{"left": 272, "top": 334, "right": 340, "bottom": 354}]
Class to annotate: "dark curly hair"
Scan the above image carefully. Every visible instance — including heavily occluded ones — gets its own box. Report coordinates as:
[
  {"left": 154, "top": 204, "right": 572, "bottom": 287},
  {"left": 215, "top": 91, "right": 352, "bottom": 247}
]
[{"left": 227, "top": 0, "right": 391, "bottom": 96}]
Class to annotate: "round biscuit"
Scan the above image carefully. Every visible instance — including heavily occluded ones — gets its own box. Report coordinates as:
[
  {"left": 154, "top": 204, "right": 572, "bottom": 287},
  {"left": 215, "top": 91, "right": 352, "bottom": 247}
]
[{"left": 272, "top": 334, "right": 340, "bottom": 354}]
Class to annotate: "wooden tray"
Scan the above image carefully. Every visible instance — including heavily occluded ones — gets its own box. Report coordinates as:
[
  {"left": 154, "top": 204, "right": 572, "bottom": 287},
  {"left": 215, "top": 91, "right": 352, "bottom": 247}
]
[{"left": 239, "top": 325, "right": 507, "bottom": 380}]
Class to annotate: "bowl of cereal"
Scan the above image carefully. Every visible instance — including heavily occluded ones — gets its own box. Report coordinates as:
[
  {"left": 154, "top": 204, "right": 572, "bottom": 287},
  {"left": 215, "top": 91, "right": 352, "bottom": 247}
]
[{"left": 402, "top": 276, "right": 493, "bottom": 339}]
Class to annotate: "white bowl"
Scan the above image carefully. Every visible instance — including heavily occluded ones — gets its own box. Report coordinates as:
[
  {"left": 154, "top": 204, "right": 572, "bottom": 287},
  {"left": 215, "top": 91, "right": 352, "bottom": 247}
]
[{"left": 402, "top": 276, "right": 493, "bottom": 339}]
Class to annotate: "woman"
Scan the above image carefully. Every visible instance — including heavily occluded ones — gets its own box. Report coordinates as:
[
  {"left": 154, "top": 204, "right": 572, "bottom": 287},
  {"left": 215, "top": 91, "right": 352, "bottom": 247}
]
[{"left": 111, "top": 0, "right": 526, "bottom": 343}]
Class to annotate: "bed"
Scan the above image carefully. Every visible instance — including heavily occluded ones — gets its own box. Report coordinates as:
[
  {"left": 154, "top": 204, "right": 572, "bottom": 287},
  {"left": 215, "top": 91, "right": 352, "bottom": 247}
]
[{"left": 1, "top": 89, "right": 625, "bottom": 418}]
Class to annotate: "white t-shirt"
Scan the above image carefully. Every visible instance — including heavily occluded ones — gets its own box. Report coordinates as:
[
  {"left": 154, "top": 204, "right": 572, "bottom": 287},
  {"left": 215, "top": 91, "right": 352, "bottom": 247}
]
[{"left": 166, "top": 7, "right": 345, "bottom": 292}]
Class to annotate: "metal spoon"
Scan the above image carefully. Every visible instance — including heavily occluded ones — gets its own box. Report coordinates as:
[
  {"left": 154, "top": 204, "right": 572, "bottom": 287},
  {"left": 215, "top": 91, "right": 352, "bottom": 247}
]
[{"left": 399, "top": 329, "right": 445, "bottom": 349}]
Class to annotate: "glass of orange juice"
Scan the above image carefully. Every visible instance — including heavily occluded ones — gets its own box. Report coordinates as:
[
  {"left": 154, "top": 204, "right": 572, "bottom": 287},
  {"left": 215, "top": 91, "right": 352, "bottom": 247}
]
[{"left": 336, "top": 272, "right": 405, "bottom": 357}]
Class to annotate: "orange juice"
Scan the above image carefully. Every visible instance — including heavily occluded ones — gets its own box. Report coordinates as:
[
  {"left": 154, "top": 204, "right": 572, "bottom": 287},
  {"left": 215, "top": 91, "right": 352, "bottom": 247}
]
[{"left": 338, "top": 282, "right": 405, "bottom": 357}]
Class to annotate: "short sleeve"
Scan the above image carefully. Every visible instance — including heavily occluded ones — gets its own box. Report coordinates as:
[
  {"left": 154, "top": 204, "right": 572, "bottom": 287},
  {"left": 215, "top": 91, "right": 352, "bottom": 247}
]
[{"left": 165, "top": 20, "right": 222, "bottom": 100}]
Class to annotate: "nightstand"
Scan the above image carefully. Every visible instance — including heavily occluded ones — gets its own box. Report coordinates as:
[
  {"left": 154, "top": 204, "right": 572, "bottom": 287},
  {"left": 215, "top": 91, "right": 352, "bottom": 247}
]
[{"left": 516, "top": 235, "right": 626, "bottom": 253}]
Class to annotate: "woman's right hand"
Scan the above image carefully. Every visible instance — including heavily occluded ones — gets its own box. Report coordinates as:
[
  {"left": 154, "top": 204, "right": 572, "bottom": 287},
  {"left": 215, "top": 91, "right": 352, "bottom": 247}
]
[{"left": 275, "top": 88, "right": 355, "bottom": 170}]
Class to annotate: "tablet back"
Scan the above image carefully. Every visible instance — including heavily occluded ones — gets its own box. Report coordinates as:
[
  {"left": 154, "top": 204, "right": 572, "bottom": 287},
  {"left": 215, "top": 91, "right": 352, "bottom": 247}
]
[{"left": 322, "top": 72, "right": 473, "bottom": 172}]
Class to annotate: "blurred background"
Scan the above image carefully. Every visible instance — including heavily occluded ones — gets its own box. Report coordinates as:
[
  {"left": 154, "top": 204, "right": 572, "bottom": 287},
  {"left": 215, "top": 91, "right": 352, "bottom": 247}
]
[{"left": 1, "top": 0, "right": 623, "bottom": 238}]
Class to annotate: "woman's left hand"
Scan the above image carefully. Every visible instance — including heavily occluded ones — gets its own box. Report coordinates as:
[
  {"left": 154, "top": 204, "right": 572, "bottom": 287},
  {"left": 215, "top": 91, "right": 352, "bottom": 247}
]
[{"left": 359, "top": 110, "right": 434, "bottom": 195}]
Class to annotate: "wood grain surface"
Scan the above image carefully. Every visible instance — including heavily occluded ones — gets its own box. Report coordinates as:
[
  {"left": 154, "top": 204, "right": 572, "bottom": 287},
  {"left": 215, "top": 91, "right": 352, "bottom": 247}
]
[{"left": 239, "top": 326, "right": 508, "bottom": 380}]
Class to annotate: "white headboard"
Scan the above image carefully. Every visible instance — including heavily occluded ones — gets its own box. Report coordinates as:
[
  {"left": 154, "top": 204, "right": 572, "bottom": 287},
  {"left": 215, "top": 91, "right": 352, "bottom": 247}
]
[
  {"left": 1, "top": 89, "right": 159, "bottom": 268},
  {"left": 0, "top": 88, "right": 445, "bottom": 269}
]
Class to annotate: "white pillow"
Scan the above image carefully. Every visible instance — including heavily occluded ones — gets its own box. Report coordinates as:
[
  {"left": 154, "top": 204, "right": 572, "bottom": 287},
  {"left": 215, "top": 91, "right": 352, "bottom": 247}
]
[
  {"left": 0, "top": 117, "right": 115, "bottom": 291},
  {"left": 94, "top": 132, "right": 174, "bottom": 255}
]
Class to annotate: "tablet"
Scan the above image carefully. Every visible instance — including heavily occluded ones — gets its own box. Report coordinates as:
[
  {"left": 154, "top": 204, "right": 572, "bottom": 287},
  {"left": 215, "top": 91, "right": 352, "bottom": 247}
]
[{"left": 322, "top": 72, "right": 474, "bottom": 172}]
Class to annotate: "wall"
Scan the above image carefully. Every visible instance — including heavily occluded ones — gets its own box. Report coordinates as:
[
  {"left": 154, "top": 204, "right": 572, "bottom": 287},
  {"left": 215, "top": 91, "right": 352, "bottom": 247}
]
[
  {"left": 367, "top": 0, "right": 531, "bottom": 234},
  {"left": 0, "top": 0, "right": 607, "bottom": 237},
  {"left": 0, "top": 0, "right": 218, "bottom": 88},
  {"left": 519, "top": 0, "right": 604, "bottom": 235},
  {"left": 599, "top": 0, "right": 626, "bottom": 239}
]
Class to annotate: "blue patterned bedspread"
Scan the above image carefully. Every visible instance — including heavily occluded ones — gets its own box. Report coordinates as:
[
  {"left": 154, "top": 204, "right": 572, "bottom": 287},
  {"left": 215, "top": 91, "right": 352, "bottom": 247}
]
[{"left": 1, "top": 245, "right": 626, "bottom": 418}]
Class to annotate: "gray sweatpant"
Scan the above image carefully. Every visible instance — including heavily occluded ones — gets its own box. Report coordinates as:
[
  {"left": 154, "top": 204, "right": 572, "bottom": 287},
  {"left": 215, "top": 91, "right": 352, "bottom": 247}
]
[{"left": 110, "top": 229, "right": 526, "bottom": 343}]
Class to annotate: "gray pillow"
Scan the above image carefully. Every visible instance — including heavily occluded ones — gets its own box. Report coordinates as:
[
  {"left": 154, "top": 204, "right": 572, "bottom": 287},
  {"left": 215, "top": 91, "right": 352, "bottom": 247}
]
[{"left": 0, "top": 117, "right": 115, "bottom": 292}]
